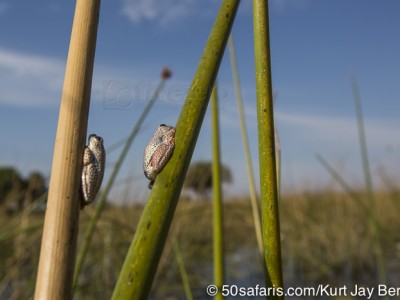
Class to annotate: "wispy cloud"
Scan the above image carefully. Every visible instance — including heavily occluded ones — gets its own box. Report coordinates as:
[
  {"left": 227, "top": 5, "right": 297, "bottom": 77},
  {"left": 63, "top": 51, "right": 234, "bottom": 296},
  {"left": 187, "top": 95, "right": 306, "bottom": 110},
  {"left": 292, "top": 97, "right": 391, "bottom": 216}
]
[
  {"left": 0, "top": 48, "right": 63, "bottom": 78},
  {"left": 0, "top": 47, "right": 163, "bottom": 108},
  {"left": 120, "top": 0, "right": 216, "bottom": 25},
  {"left": 0, "top": 48, "right": 65, "bottom": 107},
  {"left": 275, "top": 111, "right": 399, "bottom": 150}
]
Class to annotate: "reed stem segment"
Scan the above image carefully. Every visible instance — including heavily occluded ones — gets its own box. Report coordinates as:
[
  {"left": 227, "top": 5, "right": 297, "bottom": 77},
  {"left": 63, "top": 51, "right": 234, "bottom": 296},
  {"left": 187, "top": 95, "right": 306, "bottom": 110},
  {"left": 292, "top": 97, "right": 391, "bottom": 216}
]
[
  {"left": 34, "top": 1, "right": 100, "bottom": 299},
  {"left": 111, "top": 1, "right": 240, "bottom": 299},
  {"left": 253, "top": 0, "right": 284, "bottom": 296},
  {"left": 211, "top": 85, "right": 225, "bottom": 299}
]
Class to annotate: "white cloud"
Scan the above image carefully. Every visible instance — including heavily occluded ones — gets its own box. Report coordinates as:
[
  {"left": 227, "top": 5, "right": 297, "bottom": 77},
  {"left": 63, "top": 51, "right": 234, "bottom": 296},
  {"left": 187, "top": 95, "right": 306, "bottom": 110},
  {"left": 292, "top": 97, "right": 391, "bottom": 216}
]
[
  {"left": 273, "top": 111, "right": 400, "bottom": 190},
  {"left": 120, "top": 0, "right": 303, "bottom": 26},
  {"left": 0, "top": 48, "right": 63, "bottom": 78},
  {"left": 120, "top": 0, "right": 216, "bottom": 25},
  {"left": 122, "top": 0, "right": 157, "bottom": 22},
  {"left": 275, "top": 111, "right": 399, "bottom": 149},
  {"left": 0, "top": 48, "right": 147, "bottom": 107},
  {"left": 0, "top": 48, "right": 65, "bottom": 106}
]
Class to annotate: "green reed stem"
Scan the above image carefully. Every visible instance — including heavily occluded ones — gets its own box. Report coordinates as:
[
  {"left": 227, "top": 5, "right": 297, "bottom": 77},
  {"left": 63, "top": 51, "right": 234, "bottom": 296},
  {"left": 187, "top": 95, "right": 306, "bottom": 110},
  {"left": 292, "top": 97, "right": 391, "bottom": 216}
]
[
  {"left": 111, "top": 2, "right": 240, "bottom": 298},
  {"left": 173, "top": 241, "right": 193, "bottom": 300},
  {"left": 228, "top": 35, "right": 264, "bottom": 260},
  {"left": 352, "top": 78, "right": 387, "bottom": 288},
  {"left": 253, "top": 0, "right": 283, "bottom": 296},
  {"left": 211, "top": 84, "right": 225, "bottom": 299}
]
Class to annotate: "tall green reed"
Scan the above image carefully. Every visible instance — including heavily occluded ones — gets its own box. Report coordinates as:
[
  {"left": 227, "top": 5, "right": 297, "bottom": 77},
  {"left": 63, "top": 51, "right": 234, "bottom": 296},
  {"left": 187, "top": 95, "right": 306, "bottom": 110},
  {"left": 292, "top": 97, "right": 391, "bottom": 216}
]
[
  {"left": 111, "top": 1, "right": 240, "bottom": 298},
  {"left": 352, "top": 78, "right": 387, "bottom": 288},
  {"left": 211, "top": 84, "right": 224, "bottom": 299},
  {"left": 228, "top": 35, "right": 264, "bottom": 260},
  {"left": 173, "top": 240, "right": 193, "bottom": 300},
  {"left": 253, "top": 0, "right": 283, "bottom": 295}
]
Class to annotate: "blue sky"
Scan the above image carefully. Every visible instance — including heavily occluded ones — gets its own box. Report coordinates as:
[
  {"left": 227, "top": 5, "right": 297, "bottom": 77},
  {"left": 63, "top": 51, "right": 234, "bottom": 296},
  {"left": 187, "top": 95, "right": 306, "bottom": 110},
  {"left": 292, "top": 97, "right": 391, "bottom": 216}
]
[{"left": 0, "top": 0, "right": 399, "bottom": 202}]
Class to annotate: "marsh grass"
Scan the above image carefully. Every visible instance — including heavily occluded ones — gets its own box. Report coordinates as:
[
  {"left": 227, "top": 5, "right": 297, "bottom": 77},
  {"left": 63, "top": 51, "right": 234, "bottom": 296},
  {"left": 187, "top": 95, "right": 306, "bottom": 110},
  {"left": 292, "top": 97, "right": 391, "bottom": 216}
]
[
  {"left": 281, "top": 189, "right": 398, "bottom": 286},
  {"left": 1, "top": 188, "right": 399, "bottom": 299},
  {"left": 314, "top": 79, "right": 388, "bottom": 294}
]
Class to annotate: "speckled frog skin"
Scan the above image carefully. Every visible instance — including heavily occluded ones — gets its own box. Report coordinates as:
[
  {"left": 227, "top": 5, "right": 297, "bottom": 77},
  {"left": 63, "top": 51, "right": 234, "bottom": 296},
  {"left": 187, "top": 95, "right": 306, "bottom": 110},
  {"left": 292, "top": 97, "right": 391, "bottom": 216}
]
[
  {"left": 143, "top": 124, "right": 175, "bottom": 189},
  {"left": 81, "top": 134, "right": 105, "bottom": 207}
]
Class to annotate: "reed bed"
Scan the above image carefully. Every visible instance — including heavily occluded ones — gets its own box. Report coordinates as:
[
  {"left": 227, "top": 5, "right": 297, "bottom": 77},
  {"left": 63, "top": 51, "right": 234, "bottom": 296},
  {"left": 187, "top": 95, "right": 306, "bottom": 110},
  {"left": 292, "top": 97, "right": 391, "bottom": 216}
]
[{"left": 1, "top": 189, "right": 399, "bottom": 298}]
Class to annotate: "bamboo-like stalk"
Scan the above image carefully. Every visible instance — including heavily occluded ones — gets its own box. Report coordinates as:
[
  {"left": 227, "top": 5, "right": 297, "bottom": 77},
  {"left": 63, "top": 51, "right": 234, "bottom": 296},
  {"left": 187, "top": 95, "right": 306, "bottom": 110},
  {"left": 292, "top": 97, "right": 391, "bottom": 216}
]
[
  {"left": 227, "top": 35, "right": 263, "bottom": 259},
  {"left": 73, "top": 70, "right": 170, "bottom": 290},
  {"left": 352, "top": 78, "right": 387, "bottom": 288},
  {"left": 111, "top": 2, "right": 240, "bottom": 298},
  {"left": 34, "top": 1, "right": 100, "bottom": 299},
  {"left": 173, "top": 241, "right": 193, "bottom": 300},
  {"left": 253, "top": 0, "right": 284, "bottom": 295},
  {"left": 211, "top": 84, "right": 224, "bottom": 299}
]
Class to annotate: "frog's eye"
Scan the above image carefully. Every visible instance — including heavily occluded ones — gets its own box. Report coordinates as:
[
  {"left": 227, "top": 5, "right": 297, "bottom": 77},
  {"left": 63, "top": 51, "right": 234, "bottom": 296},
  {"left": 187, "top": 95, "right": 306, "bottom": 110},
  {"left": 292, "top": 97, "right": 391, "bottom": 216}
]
[{"left": 159, "top": 124, "right": 166, "bottom": 127}]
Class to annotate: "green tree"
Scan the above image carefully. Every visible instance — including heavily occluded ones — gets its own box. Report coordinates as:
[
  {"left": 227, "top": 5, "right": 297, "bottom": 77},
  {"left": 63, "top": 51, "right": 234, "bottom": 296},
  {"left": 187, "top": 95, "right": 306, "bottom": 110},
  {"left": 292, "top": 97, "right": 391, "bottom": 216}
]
[
  {"left": 184, "top": 161, "right": 232, "bottom": 198},
  {"left": 24, "top": 172, "right": 47, "bottom": 206},
  {"left": 0, "top": 167, "right": 25, "bottom": 205},
  {"left": 0, "top": 168, "right": 47, "bottom": 211}
]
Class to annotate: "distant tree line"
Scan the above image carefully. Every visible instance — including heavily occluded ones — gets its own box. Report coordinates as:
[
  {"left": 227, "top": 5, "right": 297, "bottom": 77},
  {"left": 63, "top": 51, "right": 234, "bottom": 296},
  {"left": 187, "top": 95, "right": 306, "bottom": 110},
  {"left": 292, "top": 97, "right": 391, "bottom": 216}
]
[
  {"left": 0, "top": 160, "right": 231, "bottom": 210},
  {"left": 0, "top": 167, "right": 47, "bottom": 213}
]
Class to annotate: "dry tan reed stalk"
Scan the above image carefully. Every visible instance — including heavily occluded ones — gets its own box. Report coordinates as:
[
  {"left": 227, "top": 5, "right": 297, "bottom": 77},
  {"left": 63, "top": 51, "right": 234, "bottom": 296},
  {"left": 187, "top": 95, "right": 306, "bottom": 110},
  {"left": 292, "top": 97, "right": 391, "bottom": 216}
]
[{"left": 34, "top": 1, "right": 100, "bottom": 299}]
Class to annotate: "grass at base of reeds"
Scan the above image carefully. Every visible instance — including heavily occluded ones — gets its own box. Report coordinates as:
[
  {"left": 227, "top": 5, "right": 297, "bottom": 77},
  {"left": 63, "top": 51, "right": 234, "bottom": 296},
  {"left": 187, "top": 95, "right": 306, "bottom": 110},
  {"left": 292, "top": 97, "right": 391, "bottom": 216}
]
[
  {"left": 1, "top": 189, "right": 400, "bottom": 298},
  {"left": 281, "top": 189, "right": 399, "bottom": 284}
]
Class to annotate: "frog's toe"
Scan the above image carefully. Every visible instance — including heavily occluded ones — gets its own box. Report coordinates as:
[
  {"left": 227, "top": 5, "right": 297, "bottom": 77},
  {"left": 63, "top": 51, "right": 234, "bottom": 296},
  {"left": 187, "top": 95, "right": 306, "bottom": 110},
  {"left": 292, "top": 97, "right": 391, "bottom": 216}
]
[{"left": 148, "top": 180, "right": 154, "bottom": 190}]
